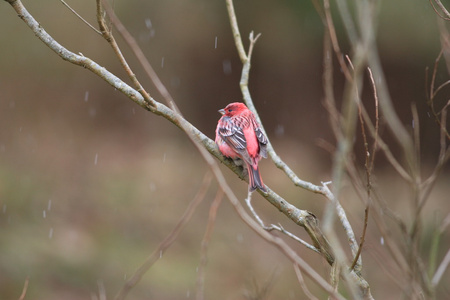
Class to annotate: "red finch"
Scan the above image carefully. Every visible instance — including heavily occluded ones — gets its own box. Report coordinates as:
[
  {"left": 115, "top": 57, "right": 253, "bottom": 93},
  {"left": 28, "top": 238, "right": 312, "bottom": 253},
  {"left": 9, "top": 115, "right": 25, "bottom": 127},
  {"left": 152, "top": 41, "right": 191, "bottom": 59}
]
[{"left": 215, "top": 102, "right": 268, "bottom": 192}]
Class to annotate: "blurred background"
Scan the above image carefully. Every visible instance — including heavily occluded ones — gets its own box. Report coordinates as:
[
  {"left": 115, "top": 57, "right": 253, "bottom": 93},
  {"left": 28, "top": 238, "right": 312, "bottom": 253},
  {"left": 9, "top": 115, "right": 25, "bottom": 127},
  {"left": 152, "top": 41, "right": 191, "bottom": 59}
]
[{"left": 0, "top": 0, "right": 449, "bottom": 299}]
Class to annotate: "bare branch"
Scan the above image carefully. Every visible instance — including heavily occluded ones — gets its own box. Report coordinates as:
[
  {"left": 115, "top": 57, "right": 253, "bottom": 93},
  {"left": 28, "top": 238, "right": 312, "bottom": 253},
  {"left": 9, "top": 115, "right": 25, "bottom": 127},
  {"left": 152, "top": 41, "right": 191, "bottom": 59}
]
[
  {"left": 225, "top": 0, "right": 247, "bottom": 63},
  {"left": 115, "top": 173, "right": 212, "bottom": 300},
  {"left": 6, "top": 0, "right": 153, "bottom": 110},
  {"left": 97, "top": 0, "right": 158, "bottom": 108},
  {"left": 429, "top": 0, "right": 450, "bottom": 20},
  {"left": 245, "top": 192, "right": 321, "bottom": 254},
  {"left": 349, "top": 67, "right": 379, "bottom": 272},
  {"left": 196, "top": 189, "right": 224, "bottom": 300}
]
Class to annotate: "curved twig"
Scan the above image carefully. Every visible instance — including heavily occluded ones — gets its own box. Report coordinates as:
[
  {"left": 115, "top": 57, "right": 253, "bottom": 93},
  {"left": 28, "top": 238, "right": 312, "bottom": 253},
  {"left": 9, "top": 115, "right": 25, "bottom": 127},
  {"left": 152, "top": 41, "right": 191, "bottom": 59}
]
[{"left": 429, "top": 0, "right": 450, "bottom": 20}]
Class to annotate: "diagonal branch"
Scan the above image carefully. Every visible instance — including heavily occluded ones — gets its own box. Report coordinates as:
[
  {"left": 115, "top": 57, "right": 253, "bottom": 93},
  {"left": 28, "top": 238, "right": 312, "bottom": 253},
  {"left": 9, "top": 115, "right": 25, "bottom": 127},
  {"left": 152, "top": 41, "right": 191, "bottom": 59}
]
[
  {"left": 60, "top": 0, "right": 102, "bottom": 34},
  {"left": 115, "top": 173, "right": 212, "bottom": 300}
]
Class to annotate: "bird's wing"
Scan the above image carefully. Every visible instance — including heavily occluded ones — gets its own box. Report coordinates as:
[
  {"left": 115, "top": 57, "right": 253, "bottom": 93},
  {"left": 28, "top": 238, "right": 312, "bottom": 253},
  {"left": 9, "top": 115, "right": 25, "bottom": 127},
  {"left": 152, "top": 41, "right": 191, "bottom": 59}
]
[
  {"left": 218, "top": 122, "right": 253, "bottom": 165},
  {"left": 255, "top": 127, "right": 268, "bottom": 158}
]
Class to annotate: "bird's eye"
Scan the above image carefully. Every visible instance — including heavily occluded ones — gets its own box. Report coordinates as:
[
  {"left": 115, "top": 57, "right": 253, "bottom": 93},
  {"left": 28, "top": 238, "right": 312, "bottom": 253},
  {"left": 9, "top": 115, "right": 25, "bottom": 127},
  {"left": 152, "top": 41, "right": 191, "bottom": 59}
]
[{"left": 228, "top": 109, "right": 232, "bottom": 112}]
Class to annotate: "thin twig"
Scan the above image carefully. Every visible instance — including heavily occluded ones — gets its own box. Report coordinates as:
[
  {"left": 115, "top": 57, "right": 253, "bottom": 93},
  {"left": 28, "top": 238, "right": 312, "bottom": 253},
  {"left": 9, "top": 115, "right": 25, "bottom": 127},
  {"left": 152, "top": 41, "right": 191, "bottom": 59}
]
[
  {"left": 196, "top": 189, "right": 224, "bottom": 300},
  {"left": 97, "top": 280, "right": 106, "bottom": 300},
  {"left": 100, "top": 0, "right": 173, "bottom": 107},
  {"left": 60, "top": 0, "right": 102, "bottom": 35},
  {"left": 432, "top": 247, "right": 450, "bottom": 286},
  {"left": 323, "top": 40, "right": 365, "bottom": 280},
  {"left": 18, "top": 277, "right": 29, "bottom": 300},
  {"left": 245, "top": 192, "right": 320, "bottom": 254},
  {"left": 294, "top": 264, "right": 320, "bottom": 300},
  {"left": 115, "top": 173, "right": 212, "bottom": 300},
  {"left": 350, "top": 67, "right": 379, "bottom": 272},
  {"left": 350, "top": 67, "right": 379, "bottom": 271},
  {"left": 368, "top": 68, "right": 379, "bottom": 172},
  {"left": 429, "top": 0, "right": 450, "bottom": 20},
  {"left": 97, "top": 0, "right": 156, "bottom": 108},
  {"left": 324, "top": 0, "right": 353, "bottom": 81},
  {"left": 225, "top": 0, "right": 247, "bottom": 63},
  {"left": 426, "top": 51, "right": 450, "bottom": 140}
]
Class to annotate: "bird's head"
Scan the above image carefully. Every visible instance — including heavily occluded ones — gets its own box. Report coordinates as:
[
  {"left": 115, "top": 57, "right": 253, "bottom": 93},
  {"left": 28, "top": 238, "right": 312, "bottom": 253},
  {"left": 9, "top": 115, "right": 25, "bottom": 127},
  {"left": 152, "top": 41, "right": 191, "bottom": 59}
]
[{"left": 218, "top": 102, "right": 248, "bottom": 117}]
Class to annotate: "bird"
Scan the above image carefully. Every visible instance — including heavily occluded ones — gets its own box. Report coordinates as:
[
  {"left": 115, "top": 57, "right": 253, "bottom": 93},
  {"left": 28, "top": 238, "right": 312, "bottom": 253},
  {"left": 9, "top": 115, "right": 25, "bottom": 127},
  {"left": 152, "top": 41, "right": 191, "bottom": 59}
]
[{"left": 215, "top": 102, "right": 268, "bottom": 192}]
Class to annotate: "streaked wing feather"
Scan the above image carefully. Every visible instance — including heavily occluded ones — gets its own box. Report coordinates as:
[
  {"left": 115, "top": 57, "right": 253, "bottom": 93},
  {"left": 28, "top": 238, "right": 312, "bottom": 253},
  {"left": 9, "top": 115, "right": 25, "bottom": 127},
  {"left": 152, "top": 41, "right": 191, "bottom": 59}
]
[
  {"left": 255, "top": 127, "right": 268, "bottom": 158},
  {"left": 219, "top": 124, "right": 253, "bottom": 164},
  {"left": 219, "top": 126, "right": 246, "bottom": 150}
]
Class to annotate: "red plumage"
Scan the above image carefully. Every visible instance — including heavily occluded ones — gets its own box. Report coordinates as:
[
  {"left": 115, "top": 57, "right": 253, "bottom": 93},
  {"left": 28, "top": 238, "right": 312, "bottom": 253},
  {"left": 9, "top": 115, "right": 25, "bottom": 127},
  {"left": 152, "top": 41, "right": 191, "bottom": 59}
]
[{"left": 215, "top": 102, "right": 268, "bottom": 192}]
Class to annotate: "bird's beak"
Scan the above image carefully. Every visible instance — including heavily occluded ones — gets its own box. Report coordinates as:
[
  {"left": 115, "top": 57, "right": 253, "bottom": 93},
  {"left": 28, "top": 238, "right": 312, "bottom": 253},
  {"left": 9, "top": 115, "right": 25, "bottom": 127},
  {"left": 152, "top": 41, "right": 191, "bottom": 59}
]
[{"left": 218, "top": 108, "right": 225, "bottom": 115}]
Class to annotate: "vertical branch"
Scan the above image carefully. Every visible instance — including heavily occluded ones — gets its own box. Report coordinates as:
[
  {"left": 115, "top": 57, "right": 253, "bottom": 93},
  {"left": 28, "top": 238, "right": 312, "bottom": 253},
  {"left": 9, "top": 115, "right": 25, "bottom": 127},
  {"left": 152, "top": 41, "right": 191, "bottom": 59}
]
[
  {"left": 322, "top": 0, "right": 367, "bottom": 282},
  {"left": 225, "top": 0, "right": 247, "bottom": 63},
  {"left": 350, "top": 67, "right": 379, "bottom": 272}
]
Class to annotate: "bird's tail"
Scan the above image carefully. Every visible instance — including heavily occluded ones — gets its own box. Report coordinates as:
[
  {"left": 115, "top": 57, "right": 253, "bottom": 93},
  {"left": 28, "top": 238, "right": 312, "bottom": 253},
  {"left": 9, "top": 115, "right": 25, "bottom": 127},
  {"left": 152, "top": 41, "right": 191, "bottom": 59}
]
[{"left": 247, "top": 163, "right": 267, "bottom": 193}]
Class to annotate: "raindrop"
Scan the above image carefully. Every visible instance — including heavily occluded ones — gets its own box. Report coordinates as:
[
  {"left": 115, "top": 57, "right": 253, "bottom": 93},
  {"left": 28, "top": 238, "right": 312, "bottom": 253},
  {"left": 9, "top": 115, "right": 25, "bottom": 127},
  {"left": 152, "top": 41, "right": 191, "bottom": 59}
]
[
  {"left": 49, "top": 227, "right": 54, "bottom": 239},
  {"left": 214, "top": 36, "right": 218, "bottom": 49},
  {"left": 19, "top": 127, "right": 22, "bottom": 132},
  {"left": 84, "top": 91, "right": 89, "bottom": 102},
  {"left": 222, "top": 59, "right": 232, "bottom": 75},
  {"left": 186, "top": 290, "right": 190, "bottom": 298},
  {"left": 9, "top": 101, "right": 15, "bottom": 109},
  {"left": 2, "top": 204, "right": 6, "bottom": 214},
  {"left": 89, "top": 107, "right": 97, "bottom": 117},
  {"left": 0, "top": 144, "right": 5, "bottom": 152},
  {"left": 149, "top": 182, "right": 156, "bottom": 192},
  {"left": 47, "top": 199, "right": 52, "bottom": 211},
  {"left": 275, "top": 124, "right": 284, "bottom": 137},
  {"left": 132, "top": 108, "right": 136, "bottom": 115},
  {"left": 161, "top": 57, "right": 165, "bottom": 68},
  {"left": 170, "top": 77, "right": 181, "bottom": 89},
  {"left": 43, "top": 210, "right": 46, "bottom": 218},
  {"left": 380, "top": 236, "right": 384, "bottom": 245},
  {"left": 160, "top": 250, "right": 163, "bottom": 258},
  {"left": 412, "top": 119, "right": 414, "bottom": 129},
  {"left": 236, "top": 233, "right": 243, "bottom": 243},
  {"left": 94, "top": 153, "right": 99, "bottom": 165},
  {"left": 145, "top": 18, "right": 152, "bottom": 29}
]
